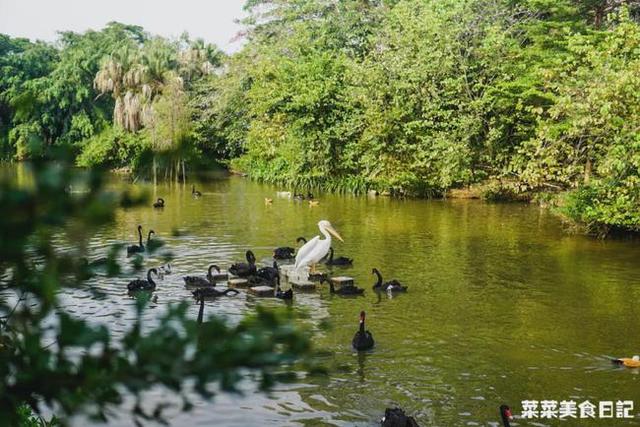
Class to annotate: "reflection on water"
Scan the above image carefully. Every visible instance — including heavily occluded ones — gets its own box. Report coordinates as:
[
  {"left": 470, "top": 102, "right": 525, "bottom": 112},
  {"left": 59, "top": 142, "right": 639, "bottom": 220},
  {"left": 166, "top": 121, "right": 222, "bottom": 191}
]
[{"left": 20, "top": 172, "right": 640, "bottom": 425}]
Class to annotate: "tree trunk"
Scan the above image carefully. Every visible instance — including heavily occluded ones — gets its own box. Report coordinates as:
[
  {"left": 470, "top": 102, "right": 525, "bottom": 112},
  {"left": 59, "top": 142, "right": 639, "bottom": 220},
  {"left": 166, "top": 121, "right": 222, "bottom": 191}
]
[
  {"left": 182, "top": 159, "right": 186, "bottom": 183},
  {"left": 153, "top": 156, "right": 157, "bottom": 187},
  {"left": 594, "top": 6, "right": 604, "bottom": 28},
  {"left": 584, "top": 157, "right": 592, "bottom": 185}
]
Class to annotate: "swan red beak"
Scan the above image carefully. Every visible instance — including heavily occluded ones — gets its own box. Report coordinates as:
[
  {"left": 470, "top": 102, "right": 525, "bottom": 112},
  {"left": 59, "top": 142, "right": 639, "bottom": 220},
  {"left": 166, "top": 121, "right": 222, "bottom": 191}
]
[{"left": 505, "top": 408, "right": 513, "bottom": 420}]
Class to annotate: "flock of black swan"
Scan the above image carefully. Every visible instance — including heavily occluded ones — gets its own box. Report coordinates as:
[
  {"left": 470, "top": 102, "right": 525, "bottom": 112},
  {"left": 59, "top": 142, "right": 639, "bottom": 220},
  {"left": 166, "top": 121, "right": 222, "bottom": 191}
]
[{"left": 118, "top": 194, "right": 519, "bottom": 426}]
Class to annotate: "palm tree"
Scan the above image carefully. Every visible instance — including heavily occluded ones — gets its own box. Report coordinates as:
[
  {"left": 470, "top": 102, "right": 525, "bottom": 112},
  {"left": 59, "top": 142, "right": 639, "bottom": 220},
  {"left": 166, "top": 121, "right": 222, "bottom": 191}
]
[{"left": 94, "top": 35, "right": 220, "bottom": 182}]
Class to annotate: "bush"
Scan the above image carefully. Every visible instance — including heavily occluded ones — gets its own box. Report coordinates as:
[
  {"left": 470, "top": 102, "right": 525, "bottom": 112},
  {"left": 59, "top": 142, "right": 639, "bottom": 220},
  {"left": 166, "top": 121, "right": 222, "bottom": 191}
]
[
  {"left": 76, "top": 126, "right": 151, "bottom": 169},
  {"left": 561, "top": 182, "right": 640, "bottom": 236}
]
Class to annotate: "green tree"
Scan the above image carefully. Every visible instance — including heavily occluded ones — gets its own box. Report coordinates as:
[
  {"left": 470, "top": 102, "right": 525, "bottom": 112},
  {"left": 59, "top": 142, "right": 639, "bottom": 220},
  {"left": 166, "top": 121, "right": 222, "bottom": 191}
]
[
  {"left": 517, "top": 7, "right": 640, "bottom": 233},
  {"left": 0, "top": 24, "right": 146, "bottom": 159},
  {"left": 0, "top": 35, "right": 57, "bottom": 158},
  {"left": 147, "top": 77, "right": 193, "bottom": 183}
]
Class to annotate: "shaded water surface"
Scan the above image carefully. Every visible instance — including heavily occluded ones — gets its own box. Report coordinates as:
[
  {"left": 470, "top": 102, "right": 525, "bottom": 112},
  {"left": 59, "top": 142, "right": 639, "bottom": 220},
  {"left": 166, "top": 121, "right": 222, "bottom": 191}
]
[{"left": 42, "top": 175, "right": 640, "bottom": 425}]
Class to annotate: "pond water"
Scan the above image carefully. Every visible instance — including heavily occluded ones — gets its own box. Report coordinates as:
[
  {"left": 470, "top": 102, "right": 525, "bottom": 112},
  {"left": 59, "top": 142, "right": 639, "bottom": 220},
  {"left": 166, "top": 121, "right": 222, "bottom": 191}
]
[{"left": 55, "top": 175, "right": 640, "bottom": 426}]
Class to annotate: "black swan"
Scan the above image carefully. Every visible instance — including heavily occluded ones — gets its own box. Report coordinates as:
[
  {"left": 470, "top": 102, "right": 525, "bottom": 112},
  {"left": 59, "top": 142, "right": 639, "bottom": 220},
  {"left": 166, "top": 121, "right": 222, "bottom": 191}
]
[
  {"left": 257, "top": 261, "right": 279, "bottom": 283},
  {"left": 126, "top": 225, "right": 145, "bottom": 255},
  {"left": 153, "top": 198, "right": 165, "bottom": 208},
  {"left": 192, "top": 287, "right": 239, "bottom": 299},
  {"left": 372, "top": 268, "right": 407, "bottom": 293},
  {"left": 322, "top": 278, "right": 364, "bottom": 295},
  {"left": 274, "top": 276, "right": 293, "bottom": 300},
  {"left": 499, "top": 405, "right": 513, "bottom": 427},
  {"left": 147, "top": 230, "right": 155, "bottom": 244},
  {"left": 183, "top": 265, "right": 221, "bottom": 287},
  {"left": 352, "top": 311, "right": 374, "bottom": 351},
  {"left": 272, "top": 237, "right": 307, "bottom": 260},
  {"left": 197, "top": 295, "right": 205, "bottom": 324},
  {"left": 381, "top": 407, "right": 420, "bottom": 427},
  {"left": 206, "top": 265, "right": 223, "bottom": 282},
  {"left": 325, "top": 247, "right": 353, "bottom": 266},
  {"left": 273, "top": 246, "right": 295, "bottom": 260},
  {"left": 127, "top": 268, "right": 158, "bottom": 291},
  {"left": 248, "top": 275, "right": 275, "bottom": 287},
  {"left": 192, "top": 185, "right": 202, "bottom": 198},
  {"left": 229, "top": 250, "right": 257, "bottom": 277}
]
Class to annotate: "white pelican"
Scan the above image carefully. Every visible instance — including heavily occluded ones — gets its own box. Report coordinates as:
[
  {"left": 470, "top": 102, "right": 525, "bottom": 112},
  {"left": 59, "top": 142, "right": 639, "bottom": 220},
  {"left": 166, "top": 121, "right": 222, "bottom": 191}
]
[{"left": 295, "top": 220, "right": 344, "bottom": 272}]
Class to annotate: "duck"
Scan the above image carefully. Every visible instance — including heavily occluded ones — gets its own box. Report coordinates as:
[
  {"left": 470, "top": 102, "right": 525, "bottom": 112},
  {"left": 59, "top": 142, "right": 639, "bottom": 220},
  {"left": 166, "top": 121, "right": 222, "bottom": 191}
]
[
  {"left": 264, "top": 197, "right": 273, "bottom": 205},
  {"left": 183, "top": 264, "right": 221, "bottom": 287},
  {"left": 499, "top": 405, "right": 513, "bottom": 427},
  {"left": 192, "top": 185, "right": 202, "bottom": 198},
  {"left": 276, "top": 191, "right": 291, "bottom": 198},
  {"left": 612, "top": 355, "right": 640, "bottom": 368},
  {"left": 126, "top": 225, "right": 145, "bottom": 255},
  {"left": 274, "top": 276, "right": 293, "bottom": 300},
  {"left": 127, "top": 268, "right": 158, "bottom": 292},
  {"left": 192, "top": 287, "right": 240, "bottom": 300},
  {"left": 297, "top": 236, "right": 307, "bottom": 244},
  {"left": 152, "top": 198, "right": 165, "bottom": 208},
  {"left": 372, "top": 268, "right": 407, "bottom": 293},
  {"left": 293, "top": 192, "right": 305, "bottom": 201},
  {"left": 309, "top": 200, "right": 320, "bottom": 207},
  {"left": 322, "top": 278, "right": 364, "bottom": 296},
  {"left": 325, "top": 247, "right": 353, "bottom": 266},
  {"left": 256, "top": 261, "right": 279, "bottom": 283},
  {"left": 229, "top": 250, "right": 257, "bottom": 277},
  {"left": 352, "top": 311, "right": 374, "bottom": 351},
  {"left": 381, "top": 407, "right": 420, "bottom": 427},
  {"left": 307, "top": 192, "right": 314, "bottom": 200}
]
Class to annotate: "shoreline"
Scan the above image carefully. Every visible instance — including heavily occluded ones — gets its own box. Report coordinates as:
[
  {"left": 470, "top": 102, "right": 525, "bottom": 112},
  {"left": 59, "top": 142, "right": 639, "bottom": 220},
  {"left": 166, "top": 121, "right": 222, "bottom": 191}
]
[{"left": 171, "top": 167, "right": 640, "bottom": 239}]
